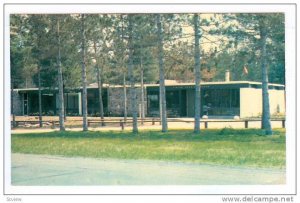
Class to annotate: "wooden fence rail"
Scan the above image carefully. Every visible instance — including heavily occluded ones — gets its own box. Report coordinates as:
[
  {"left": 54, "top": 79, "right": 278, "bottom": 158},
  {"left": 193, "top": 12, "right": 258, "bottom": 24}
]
[{"left": 11, "top": 118, "right": 285, "bottom": 130}]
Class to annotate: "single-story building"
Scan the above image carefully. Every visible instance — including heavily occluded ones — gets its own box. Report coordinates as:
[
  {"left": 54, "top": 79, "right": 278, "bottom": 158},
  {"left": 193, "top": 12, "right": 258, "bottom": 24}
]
[{"left": 11, "top": 80, "right": 285, "bottom": 118}]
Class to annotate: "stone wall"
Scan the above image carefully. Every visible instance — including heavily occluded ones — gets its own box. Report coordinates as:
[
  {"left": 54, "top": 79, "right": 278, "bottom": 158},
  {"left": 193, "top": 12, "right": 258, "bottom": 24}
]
[
  {"left": 107, "top": 86, "right": 147, "bottom": 117},
  {"left": 12, "top": 90, "right": 23, "bottom": 115}
]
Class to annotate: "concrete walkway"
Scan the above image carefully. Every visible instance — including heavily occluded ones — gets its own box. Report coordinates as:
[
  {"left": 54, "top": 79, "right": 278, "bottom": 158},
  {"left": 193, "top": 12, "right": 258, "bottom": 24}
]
[{"left": 11, "top": 153, "right": 285, "bottom": 185}]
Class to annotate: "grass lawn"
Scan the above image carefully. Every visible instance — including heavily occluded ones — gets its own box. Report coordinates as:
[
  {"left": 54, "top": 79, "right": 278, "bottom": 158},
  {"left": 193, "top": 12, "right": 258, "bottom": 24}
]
[{"left": 11, "top": 128, "right": 286, "bottom": 169}]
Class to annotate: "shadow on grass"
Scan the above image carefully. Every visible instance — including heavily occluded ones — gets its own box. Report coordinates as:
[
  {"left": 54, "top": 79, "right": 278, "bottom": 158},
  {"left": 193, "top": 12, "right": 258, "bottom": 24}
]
[{"left": 12, "top": 128, "right": 286, "bottom": 143}]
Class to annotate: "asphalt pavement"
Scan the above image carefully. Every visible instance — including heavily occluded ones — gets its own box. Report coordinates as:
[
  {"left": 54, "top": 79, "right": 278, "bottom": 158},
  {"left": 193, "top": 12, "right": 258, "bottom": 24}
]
[{"left": 11, "top": 153, "right": 285, "bottom": 185}]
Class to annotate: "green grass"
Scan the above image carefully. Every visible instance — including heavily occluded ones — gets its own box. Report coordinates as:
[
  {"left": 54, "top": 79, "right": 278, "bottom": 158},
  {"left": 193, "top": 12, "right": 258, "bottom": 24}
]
[{"left": 11, "top": 128, "right": 286, "bottom": 169}]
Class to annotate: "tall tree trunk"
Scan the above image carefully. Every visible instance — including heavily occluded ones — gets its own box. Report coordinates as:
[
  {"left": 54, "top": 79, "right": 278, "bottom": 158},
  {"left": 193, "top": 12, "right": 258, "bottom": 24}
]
[
  {"left": 11, "top": 83, "right": 16, "bottom": 128},
  {"left": 140, "top": 57, "right": 145, "bottom": 125},
  {"left": 81, "top": 14, "right": 88, "bottom": 131},
  {"left": 121, "top": 15, "right": 127, "bottom": 123},
  {"left": 193, "top": 14, "right": 201, "bottom": 133},
  {"left": 57, "top": 18, "right": 65, "bottom": 131},
  {"left": 123, "top": 73, "right": 127, "bottom": 122},
  {"left": 93, "top": 41, "right": 105, "bottom": 126},
  {"left": 259, "top": 17, "right": 272, "bottom": 135},
  {"left": 128, "top": 15, "right": 138, "bottom": 133},
  {"left": 156, "top": 14, "right": 168, "bottom": 132},
  {"left": 38, "top": 65, "right": 43, "bottom": 127},
  {"left": 231, "top": 37, "right": 238, "bottom": 80},
  {"left": 96, "top": 65, "right": 104, "bottom": 126},
  {"left": 63, "top": 84, "right": 67, "bottom": 121}
]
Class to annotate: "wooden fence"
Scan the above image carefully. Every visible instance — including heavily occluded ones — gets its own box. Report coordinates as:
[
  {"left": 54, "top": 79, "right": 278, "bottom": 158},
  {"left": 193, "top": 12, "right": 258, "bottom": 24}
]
[{"left": 11, "top": 118, "right": 285, "bottom": 130}]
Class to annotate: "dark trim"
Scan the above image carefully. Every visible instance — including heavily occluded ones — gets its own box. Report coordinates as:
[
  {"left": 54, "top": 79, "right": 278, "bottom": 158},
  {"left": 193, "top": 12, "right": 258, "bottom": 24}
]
[
  {"left": 14, "top": 82, "right": 285, "bottom": 93},
  {"left": 146, "top": 84, "right": 285, "bottom": 91},
  {"left": 4, "top": 3, "right": 297, "bottom": 5}
]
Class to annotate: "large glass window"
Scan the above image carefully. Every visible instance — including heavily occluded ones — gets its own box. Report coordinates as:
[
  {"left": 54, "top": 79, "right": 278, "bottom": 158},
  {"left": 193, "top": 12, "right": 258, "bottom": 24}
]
[
  {"left": 201, "top": 88, "right": 240, "bottom": 116},
  {"left": 148, "top": 92, "right": 159, "bottom": 109},
  {"left": 65, "top": 93, "right": 79, "bottom": 114},
  {"left": 166, "top": 91, "right": 180, "bottom": 108},
  {"left": 147, "top": 89, "right": 187, "bottom": 117},
  {"left": 147, "top": 91, "right": 159, "bottom": 116}
]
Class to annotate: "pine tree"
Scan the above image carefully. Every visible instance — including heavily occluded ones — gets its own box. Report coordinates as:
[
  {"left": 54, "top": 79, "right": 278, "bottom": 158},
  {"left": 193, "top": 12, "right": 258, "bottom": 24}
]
[
  {"left": 193, "top": 14, "right": 201, "bottom": 133},
  {"left": 156, "top": 14, "right": 168, "bottom": 132},
  {"left": 258, "top": 15, "right": 272, "bottom": 135},
  {"left": 92, "top": 41, "right": 105, "bottom": 126},
  {"left": 128, "top": 15, "right": 138, "bottom": 133},
  {"left": 80, "top": 14, "right": 88, "bottom": 131},
  {"left": 56, "top": 16, "right": 65, "bottom": 131}
]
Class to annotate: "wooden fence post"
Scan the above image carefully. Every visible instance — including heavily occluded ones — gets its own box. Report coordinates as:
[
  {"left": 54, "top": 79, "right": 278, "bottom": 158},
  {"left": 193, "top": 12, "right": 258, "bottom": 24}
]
[
  {"left": 152, "top": 118, "right": 155, "bottom": 125},
  {"left": 204, "top": 121, "right": 208, "bottom": 129},
  {"left": 282, "top": 120, "right": 285, "bottom": 128},
  {"left": 101, "top": 118, "right": 105, "bottom": 127},
  {"left": 245, "top": 121, "right": 248, "bottom": 128},
  {"left": 11, "top": 121, "right": 17, "bottom": 128},
  {"left": 120, "top": 120, "right": 124, "bottom": 130},
  {"left": 12, "top": 115, "right": 17, "bottom": 128}
]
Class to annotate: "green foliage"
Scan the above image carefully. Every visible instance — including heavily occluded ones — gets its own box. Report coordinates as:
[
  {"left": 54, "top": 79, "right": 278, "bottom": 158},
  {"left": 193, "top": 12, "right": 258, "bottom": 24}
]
[
  {"left": 10, "top": 15, "right": 37, "bottom": 88},
  {"left": 216, "top": 13, "right": 285, "bottom": 84},
  {"left": 11, "top": 13, "right": 285, "bottom": 90},
  {"left": 165, "top": 41, "right": 194, "bottom": 81}
]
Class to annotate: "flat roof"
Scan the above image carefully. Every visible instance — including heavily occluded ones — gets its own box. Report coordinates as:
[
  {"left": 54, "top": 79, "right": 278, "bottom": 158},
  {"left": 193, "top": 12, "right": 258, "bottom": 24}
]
[
  {"left": 145, "top": 81, "right": 285, "bottom": 87},
  {"left": 13, "top": 80, "right": 285, "bottom": 92}
]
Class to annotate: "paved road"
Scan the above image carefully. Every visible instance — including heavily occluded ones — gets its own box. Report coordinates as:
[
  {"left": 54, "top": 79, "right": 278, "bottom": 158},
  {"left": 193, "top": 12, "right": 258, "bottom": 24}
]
[{"left": 11, "top": 153, "right": 285, "bottom": 185}]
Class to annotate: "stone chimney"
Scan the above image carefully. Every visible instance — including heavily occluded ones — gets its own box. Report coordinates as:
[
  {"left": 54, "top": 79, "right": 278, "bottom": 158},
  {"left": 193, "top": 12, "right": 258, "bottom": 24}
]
[{"left": 225, "top": 70, "right": 230, "bottom": 82}]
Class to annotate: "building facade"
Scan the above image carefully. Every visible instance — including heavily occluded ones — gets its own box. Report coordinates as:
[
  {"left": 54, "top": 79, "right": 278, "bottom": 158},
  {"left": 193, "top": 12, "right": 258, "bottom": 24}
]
[{"left": 12, "top": 81, "right": 285, "bottom": 118}]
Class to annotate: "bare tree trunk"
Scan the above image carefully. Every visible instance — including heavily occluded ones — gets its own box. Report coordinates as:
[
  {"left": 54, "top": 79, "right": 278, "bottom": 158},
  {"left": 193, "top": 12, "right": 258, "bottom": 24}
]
[
  {"left": 123, "top": 73, "right": 127, "bottom": 122},
  {"left": 259, "top": 17, "right": 272, "bottom": 135},
  {"left": 140, "top": 57, "right": 145, "bottom": 125},
  {"left": 38, "top": 65, "right": 43, "bottom": 127},
  {"left": 57, "top": 18, "right": 65, "bottom": 131},
  {"left": 193, "top": 14, "right": 201, "bottom": 133},
  {"left": 156, "top": 14, "right": 168, "bottom": 132},
  {"left": 11, "top": 83, "right": 16, "bottom": 128},
  {"left": 128, "top": 15, "right": 138, "bottom": 133},
  {"left": 81, "top": 14, "right": 88, "bottom": 131},
  {"left": 231, "top": 37, "right": 238, "bottom": 81},
  {"left": 96, "top": 65, "right": 105, "bottom": 126},
  {"left": 121, "top": 15, "right": 127, "bottom": 123},
  {"left": 63, "top": 85, "right": 67, "bottom": 121},
  {"left": 93, "top": 41, "right": 105, "bottom": 126}
]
